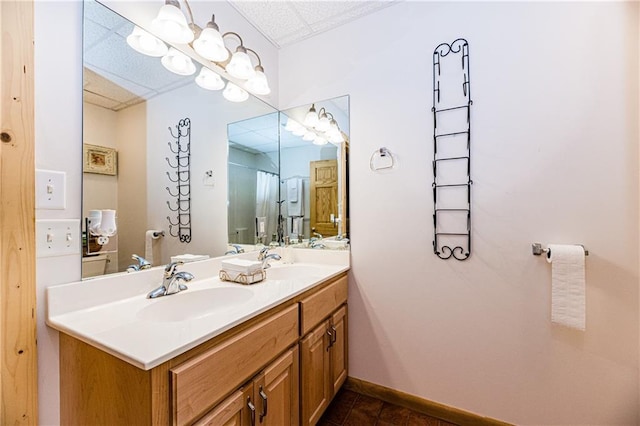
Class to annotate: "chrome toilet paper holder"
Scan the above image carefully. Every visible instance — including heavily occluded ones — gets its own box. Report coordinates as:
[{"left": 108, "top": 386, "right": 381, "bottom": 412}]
[{"left": 532, "top": 243, "right": 589, "bottom": 257}]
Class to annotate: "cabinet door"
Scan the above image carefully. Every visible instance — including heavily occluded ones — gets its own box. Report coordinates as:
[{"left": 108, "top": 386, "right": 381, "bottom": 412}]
[
  {"left": 194, "top": 386, "right": 253, "bottom": 426},
  {"left": 254, "top": 347, "right": 299, "bottom": 426},
  {"left": 300, "top": 321, "right": 331, "bottom": 426},
  {"left": 330, "top": 305, "right": 348, "bottom": 393}
]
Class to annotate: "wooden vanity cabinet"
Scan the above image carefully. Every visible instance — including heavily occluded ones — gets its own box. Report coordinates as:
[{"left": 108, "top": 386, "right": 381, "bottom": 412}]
[
  {"left": 299, "top": 276, "right": 348, "bottom": 426},
  {"left": 59, "top": 272, "right": 348, "bottom": 426},
  {"left": 195, "top": 346, "right": 299, "bottom": 426}
]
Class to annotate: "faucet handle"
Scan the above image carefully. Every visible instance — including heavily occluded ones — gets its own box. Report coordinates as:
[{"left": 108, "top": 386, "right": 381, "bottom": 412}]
[{"left": 164, "top": 261, "right": 184, "bottom": 275}]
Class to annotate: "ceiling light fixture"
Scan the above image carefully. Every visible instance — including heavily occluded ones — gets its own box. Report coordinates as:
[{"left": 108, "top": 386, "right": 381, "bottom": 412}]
[
  {"left": 152, "top": 0, "right": 194, "bottom": 44},
  {"left": 224, "top": 33, "right": 256, "bottom": 80},
  {"left": 161, "top": 47, "right": 196, "bottom": 75},
  {"left": 192, "top": 15, "right": 229, "bottom": 62},
  {"left": 142, "top": 0, "right": 271, "bottom": 101},
  {"left": 244, "top": 48, "right": 271, "bottom": 95},
  {"left": 126, "top": 26, "right": 168, "bottom": 57},
  {"left": 285, "top": 105, "right": 346, "bottom": 145}
]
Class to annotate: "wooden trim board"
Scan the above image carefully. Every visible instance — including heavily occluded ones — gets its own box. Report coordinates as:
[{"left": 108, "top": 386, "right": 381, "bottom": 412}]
[
  {"left": 344, "top": 377, "right": 512, "bottom": 426},
  {"left": 1, "top": 1, "right": 38, "bottom": 424}
]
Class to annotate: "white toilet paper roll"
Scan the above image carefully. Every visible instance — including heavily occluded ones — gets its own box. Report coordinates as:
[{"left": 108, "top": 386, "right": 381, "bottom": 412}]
[
  {"left": 547, "top": 244, "right": 586, "bottom": 330},
  {"left": 145, "top": 230, "right": 164, "bottom": 265}
]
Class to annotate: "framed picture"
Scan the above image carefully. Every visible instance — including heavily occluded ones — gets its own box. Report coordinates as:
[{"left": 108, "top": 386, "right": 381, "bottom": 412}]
[{"left": 83, "top": 144, "right": 117, "bottom": 175}]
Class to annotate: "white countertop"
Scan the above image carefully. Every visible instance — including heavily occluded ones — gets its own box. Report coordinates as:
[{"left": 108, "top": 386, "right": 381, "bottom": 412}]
[{"left": 46, "top": 249, "right": 349, "bottom": 370}]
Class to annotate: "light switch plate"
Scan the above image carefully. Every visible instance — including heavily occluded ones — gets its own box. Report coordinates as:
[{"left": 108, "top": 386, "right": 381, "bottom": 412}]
[
  {"left": 36, "top": 219, "right": 81, "bottom": 258},
  {"left": 36, "top": 169, "right": 66, "bottom": 209}
]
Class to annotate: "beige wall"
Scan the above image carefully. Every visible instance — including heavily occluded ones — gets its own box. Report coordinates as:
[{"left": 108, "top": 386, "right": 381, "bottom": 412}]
[
  {"left": 280, "top": 2, "right": 639, "bottom": 424},
  {"left": 116, "top": 102, "right": 147, "bottom": 270}
]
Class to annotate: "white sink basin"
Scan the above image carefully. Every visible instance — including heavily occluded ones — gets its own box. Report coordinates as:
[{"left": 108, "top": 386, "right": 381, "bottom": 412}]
[{"left": 137, "top": 287, "right": 253, "bottom": 322}]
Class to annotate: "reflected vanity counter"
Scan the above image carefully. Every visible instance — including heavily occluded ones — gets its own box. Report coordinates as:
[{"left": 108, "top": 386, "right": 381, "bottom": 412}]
[{"left": 46, "top": 248, "right": 349, "bottom": 370}]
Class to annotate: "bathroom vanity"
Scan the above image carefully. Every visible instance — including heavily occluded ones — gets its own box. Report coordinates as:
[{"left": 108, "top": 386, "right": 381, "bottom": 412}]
[{"left": 48, "top": 249, "right": 349, "bottom": 425}]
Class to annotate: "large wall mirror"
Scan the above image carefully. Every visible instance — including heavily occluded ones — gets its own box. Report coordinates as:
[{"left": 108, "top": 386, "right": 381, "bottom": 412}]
[{"left": 82, "top": 1, "right": 350, "bottom": 279}]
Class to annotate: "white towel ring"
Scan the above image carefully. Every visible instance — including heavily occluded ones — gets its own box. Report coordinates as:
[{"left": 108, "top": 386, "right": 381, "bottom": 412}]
[{"left": 370, "top": 147, "right": 395, "bottom": 171}]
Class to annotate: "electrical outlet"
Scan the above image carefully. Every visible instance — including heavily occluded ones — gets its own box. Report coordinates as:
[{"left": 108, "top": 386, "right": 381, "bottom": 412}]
[
  {"left": 36, "top": 219, "right": 81, "bottom": 258},
  {"left": 36, "top": 169, "right": 66, "bottom": 209}
]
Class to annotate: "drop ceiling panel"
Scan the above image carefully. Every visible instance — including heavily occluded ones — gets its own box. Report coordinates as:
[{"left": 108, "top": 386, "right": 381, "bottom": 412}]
[{"left": 228, "top": 0, "right": 399, "bottom": 48}]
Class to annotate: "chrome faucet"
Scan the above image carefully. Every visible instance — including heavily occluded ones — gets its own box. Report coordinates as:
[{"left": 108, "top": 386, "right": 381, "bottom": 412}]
[
  {"left": 311, "top": 228, "right": 323, "bottom": 239},
  {"left": 224, "top": 244, "right": 245, "bottom": 255},
  {"left": 147, "top": 261, "right": 194, "bottom": 299},
  {"left": 127, "top": 254, "right": 151, "bottom": 272},
  {"left": 258, "top": 247, "right": 281, "bottom": 269}
]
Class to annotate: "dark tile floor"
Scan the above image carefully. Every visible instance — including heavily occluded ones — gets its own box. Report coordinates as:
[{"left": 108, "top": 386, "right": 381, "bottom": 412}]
[{"left": 319, "top": 388, "right": 458, "bottom": 426}]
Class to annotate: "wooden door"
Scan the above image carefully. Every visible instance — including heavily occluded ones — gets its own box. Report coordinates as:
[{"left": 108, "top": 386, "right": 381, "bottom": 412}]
[
  {"left": 255, "top": 346, "right": 299, "bottom": 426},
  {"left": 300, "top": 322, "right": 331, "bottom": 426},
  {"left": 194, "top": 386, "right": 253, "bottom": 426},
  {"left": 310, "top": 159, "right": 338, "bottom": 237},
  {"left": 330, "top": 306, "right": 348, "bottom": 393}
]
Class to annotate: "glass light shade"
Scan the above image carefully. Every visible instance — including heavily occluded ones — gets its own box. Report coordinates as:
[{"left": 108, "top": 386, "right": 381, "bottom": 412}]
[
  {"left": 223, "top": 82, "right": 249, "bottom": 102},
  {"left": 193, "top": 27, "right": 229, "bottom": 62},
  {"left": 226, "top": 50, "right": 256, "bottom": 80},
  {"left": 292, "top": 126, "right": 305, "bottom": 137},
  {"left": 126, "top": 26, "right": 168, "bottom": 57},
  {"left": 161, "top": 47, "right": 196, "bottom": 75},
  {"left": 195, "top": 67, "right": 224, "bottom": 90},
  {"left": 327, "top": 128, "right": 344, "bottom": 143},
  {"left": 316, "top": 114, "right": 330, "bottom": 132},
  {"left": 303, "top": 106, "right": 319, "bottom": 128},
  {"left": 152, "top": 3, "right": 194, "bottom": 44},
  {"left": 302, "top": 131, "right": 316, "bottom": 141},
  {"left": 313, "top": 135, "right": 328, "bottom": 145},
  {"left": 88, "top": 210, "right": 102, "bottom": 235},
  {"left": 244, "top": 70, "right": 271, "bottom": 95},
  {"left": 98, "top": 209, "right": 117, "bottom": 236}
]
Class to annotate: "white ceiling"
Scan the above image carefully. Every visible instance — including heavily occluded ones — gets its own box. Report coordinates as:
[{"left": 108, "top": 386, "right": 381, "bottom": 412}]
[{"left": 227, "top": 0, "right": 399, "bottom": 48}]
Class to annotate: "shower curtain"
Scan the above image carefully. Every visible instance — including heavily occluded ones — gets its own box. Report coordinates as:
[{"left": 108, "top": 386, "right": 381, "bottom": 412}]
[{"left": 256, "top": 171, "right": 279, "bottom": 244}]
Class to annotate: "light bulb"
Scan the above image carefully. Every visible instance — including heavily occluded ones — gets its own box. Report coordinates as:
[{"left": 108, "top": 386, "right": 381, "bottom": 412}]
[
  {"left": 195, "top": 67, "right": 224, "bottom": 90},
  {"left": 193, "top": 20, "right": 229, "bottom": 62},
  {"left": 285, "top": 118, "right": 303, "bottom": 133},
  {"left": 226, "top": 48, "right": 256, "bottom": 80},
  {"left": 292, "top": 126, "right": 306, "bottom": 137},
  {"left": 161, "top": 47, "right": 196, "bottom": 75},
  {"left": 126, "top": 26, "right": 168, "bottom": 57},
  {"left": 151, "top": 1, "right": 194, "bottom": 44},
  {"left": 245, "top": 69, "right": 270, "bottom": 95},
  {"left": 303, "top": 131, "right": 316, "bottom": 141},
  {"left": 223, "top": 82, "right": 249, "bottom": 102}
]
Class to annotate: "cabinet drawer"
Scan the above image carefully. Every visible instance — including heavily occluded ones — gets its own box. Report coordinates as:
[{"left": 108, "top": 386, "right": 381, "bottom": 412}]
[
  {"left": 300, "top": 275, "right": 347, "bottom": 336},
  {"left": 171, "top": 304, "right": 299, "bottom": 425}
]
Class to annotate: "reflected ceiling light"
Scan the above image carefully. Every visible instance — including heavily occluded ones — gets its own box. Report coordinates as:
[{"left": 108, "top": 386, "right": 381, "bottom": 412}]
[
  {"left": 303, "top": 104, "right": 319, "bottom": 128},
  {"left": 126, "top": 26, "right": 168, "bottom": 57},
  {"left": 223, "top": 81, "right": 249, "bottom": 102},
  {"left": 152, "top": 0, "right": 194, "bottom": 44},
  {"left": 195, "top": 66, "right": 224, "bottom": 90},
  {"left": 161, "top": 47, "right": 196, "bottom": 75},
  {"left": 313, "top": 135, "right": 328, "bottom": 145},
  {"left": 315, "top": 108, "right": 331, "bottom": 132},
  {"left": 193, "top": 15, "right": 229, "bottom": 62},
  {"left": 285, "top": 104, "right": 346, "bottom": 145}
]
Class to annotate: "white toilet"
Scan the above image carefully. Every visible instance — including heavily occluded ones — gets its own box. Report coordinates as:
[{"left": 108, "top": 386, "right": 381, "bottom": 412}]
[{"left": 82, "top": 254, "right": 109, "bottom": 278}]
